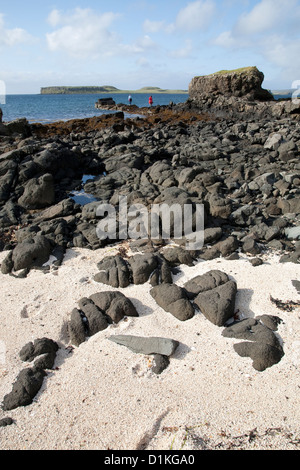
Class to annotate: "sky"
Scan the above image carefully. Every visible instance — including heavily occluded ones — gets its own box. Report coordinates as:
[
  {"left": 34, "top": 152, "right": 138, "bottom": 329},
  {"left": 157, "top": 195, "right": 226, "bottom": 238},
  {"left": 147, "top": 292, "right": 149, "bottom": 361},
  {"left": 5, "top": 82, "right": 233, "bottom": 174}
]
[{"left": 1, "top": 0, "right": 300, "bottom": 94}]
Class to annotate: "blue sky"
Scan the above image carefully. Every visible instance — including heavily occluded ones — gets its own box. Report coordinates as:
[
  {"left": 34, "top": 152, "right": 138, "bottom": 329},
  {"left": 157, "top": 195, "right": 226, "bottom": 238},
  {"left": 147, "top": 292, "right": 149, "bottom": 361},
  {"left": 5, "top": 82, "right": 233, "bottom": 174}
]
[{"left": 1, "top": 0, "right": 300, "bottom": 93}]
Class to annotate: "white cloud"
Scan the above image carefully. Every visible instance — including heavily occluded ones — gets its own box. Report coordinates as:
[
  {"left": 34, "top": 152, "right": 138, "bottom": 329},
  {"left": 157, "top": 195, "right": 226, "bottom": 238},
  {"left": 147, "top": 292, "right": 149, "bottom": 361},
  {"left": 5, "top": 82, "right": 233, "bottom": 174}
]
[
  {"left": 46, "top": 7, "right": 160, "bottom": 60},
  {"left": 213, "top": 30, "right": 236, "bottom": 48},
  {"left": 47, "top": 9, "right": 62, "bottom": 28},
  {"left": 175, "top": 0, "right": 216, "bottom": 32},
  {"left": 212, "top": 0, "right": 300, "bottom": 86},
  {"left": 234, "top": 0, "right": 300, "bottom": 36},
  {"left": 46, "top": 8, "right": 123, "bottom": 58},
  {"left": 0, "top": 13, "right": 33, "bottom": 47}
]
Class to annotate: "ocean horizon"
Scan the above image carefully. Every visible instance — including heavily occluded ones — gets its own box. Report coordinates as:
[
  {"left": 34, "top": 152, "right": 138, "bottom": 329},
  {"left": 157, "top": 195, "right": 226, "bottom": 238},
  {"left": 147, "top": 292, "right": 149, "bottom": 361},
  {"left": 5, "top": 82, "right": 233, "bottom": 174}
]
[
  {"left": 0, "top": 93, "right": 189, "bottom": 124},
  {"left": 0, "top": 89, "right": 294, "bottom": 124}
]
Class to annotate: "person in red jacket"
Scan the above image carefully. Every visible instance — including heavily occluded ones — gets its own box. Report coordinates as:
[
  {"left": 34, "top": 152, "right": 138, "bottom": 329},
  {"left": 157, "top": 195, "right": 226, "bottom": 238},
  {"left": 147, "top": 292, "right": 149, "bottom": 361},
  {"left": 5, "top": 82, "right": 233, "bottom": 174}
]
[{"left": 149, "top": 95, "right": 153, "bottom": 107}]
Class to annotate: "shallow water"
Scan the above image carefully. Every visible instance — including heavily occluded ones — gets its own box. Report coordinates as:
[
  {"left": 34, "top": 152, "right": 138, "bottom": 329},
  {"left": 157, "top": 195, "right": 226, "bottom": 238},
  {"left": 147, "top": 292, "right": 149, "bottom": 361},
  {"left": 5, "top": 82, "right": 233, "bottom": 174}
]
[{"left": 1, "top": 93, "right": 188, "bottom": 123}]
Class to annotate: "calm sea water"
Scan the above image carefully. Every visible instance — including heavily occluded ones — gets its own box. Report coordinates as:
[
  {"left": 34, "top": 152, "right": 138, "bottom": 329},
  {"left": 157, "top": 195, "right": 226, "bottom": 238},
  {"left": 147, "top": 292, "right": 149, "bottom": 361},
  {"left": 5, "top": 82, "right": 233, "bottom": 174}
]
[{"left": 1, "top": 93, "right": 188, "bottom": 124}]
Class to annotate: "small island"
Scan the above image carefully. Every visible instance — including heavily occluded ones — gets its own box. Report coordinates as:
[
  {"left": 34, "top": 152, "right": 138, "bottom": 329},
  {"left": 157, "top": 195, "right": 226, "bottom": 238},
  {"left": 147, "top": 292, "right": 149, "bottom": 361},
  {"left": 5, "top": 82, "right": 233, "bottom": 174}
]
[{"left": 40, "top": 85, "right": 188, "bottom": 95}]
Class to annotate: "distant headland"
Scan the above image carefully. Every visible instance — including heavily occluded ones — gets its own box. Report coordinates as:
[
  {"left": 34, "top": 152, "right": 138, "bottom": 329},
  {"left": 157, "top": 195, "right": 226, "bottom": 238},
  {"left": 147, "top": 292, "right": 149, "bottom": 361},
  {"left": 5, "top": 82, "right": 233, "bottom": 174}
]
[{"left": 40, "top": 86, "right": 188, "bottom": 95}]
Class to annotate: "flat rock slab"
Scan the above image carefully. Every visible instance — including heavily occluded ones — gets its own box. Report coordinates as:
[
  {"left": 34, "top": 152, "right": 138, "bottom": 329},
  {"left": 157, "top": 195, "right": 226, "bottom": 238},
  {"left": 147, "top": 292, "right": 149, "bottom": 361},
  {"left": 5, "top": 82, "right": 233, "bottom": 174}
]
[{"left": 108, "top": 335, "right": 179, "bottom": 357}]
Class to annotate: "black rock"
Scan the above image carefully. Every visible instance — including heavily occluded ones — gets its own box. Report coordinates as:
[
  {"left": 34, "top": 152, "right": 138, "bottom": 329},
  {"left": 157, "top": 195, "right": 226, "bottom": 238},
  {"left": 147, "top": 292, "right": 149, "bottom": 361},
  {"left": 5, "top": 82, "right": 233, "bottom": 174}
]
[
  {"left": 2, "top": 367, "right": 46, "bottom": 411},
  {"left": 184, "top": 270, "right": 229, "bottom": 299},
  {"left": 152, "top": 354, "right": 170, "bottom": 374},
  {"left": 68, "top": 308, "right": 87, "bottom": 347},
  {"left": 222, "top": 317, "right": 284, "bottom": 371},
  {"left": 150, "top": 283, "right": 195, "bottom": 321},
  {"left": 233, "top": 341, "right": 284, "bottom": 372},
  {"left": 128, "top": 253, "right": 159, "bottom": 285},
  {"left": 78, "top": 297, "right": 110, "bottom": 336},
  {"left": 194, "top": 280, "right": 237, "bottom": 327},
  {"left": 94, "top": 255, "right": 130, "bottom": 288},
  {"left": 18, "top": 173, "right": 55, "bottom": 209},
  {"left": 19, "top": 337, "right": 58, "bottom": 362},
  {"left": 11, "top": 234, "right": 52, "bottom": 272},
  {"left": 0, "top": 417, "right": 14, "bottom": 427},
  {"left": 90, "top": 291, "right": 139, "bottom": 323}
]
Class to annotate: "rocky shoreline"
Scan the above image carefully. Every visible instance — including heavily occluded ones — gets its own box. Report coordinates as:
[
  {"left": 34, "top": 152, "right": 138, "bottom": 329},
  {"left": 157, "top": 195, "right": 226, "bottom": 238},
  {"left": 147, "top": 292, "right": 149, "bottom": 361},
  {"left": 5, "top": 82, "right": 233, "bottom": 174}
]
[
  {"left": 0, "top": 68, "right": 300, "bottom": 440},
  {"left": 1, "top": 81, "right": 299, "bottom": 275}
]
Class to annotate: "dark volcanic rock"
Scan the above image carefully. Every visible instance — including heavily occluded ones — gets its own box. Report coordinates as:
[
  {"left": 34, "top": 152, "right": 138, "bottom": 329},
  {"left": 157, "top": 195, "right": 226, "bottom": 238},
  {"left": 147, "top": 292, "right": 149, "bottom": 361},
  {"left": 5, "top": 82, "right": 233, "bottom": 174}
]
[
  {"left": 68, "top": 291, "right": 139, "bottom": 346},
  {"left": 69, "top": 308, "right": 87, "bottom": 347},
  {"left": 18, "top": 173, "right": 55, "bottom": 209},
  {"left": 152, "top": 354, "right": 170, "bottom": 374},
  {"left": 184, "top": 270, "right": 229, "bottom": 299},
  {"left": 222, "top": 317, "right": 284, "bottom": 371},
  {"left": 150, "top": 283, "right": 195, "bottom": 321},
  {"left": 2, "top": 367, "right": 46, "bottom": 411},
  {"left": 19, "top": 337, "right": 59, "bottom": 370},
  {"left": 11, "top": 234, "right": 52, "bottom": 272},
  {"left": 78, "top": 297, "right": 110, "bottom": 336},
  {"left": 89, "top": 291, "right": 139, "bottom": 323},
  {"left": 128, "top": 253, "right": 158, "bottom": 285},
  {"left": 0, "top": 417, "right": 14, "bottom": 427},
  {"left": 161, "top": 246, "right": 196, "bottom": 267},
  {"left": 233, "top": 341, "right": 284, "bottom": 372},
  {"left": 94, "top": 255, "right": 131, "bottom": 288},
  {"left": 194, "top": 279, "right": 237, "bottom": 326}
]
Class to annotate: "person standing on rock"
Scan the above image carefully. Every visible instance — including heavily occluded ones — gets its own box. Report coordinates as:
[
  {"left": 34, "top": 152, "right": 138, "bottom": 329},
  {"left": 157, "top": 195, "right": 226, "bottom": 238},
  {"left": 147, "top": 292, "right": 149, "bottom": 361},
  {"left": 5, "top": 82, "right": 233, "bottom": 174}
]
[
  {"left": 128, "top": 95, "right": 132, "bottom": 105},
  {"left": 149, "top": 96, "right": 153, "bottom": 107}
]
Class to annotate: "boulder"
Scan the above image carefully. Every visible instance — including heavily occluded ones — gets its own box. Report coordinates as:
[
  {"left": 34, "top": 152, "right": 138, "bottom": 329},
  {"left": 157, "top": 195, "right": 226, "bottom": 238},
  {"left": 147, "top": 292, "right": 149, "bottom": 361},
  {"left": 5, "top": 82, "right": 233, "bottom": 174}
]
[
  {"left": 89, "top": 291, "right": 139, "bottom": 323},
  {"left": 18, "top": 173, "right": 55, "bottom": 209},
  {"left": 19, "top": 337, "right": 58, "bottom": 369},
  {"left": 94, "top": 255, "right": 131, "bottom": 288},
  {"left": 150, "top": 283, "right": 195, "bottom": 321},
  {"left": 78, "top": 297, "right": 110, "bottom": 336},
  {"left": 184, "top": 270, "right": 229, "bottom": 299},
  {"left": 69, "top": 308, "right": 87, "bottom": 347},
  {"left": 11, "top": 234, "right": 52, "bottom": 272},
  {"left": 234, "top": 342, "right": 284, "bottom": 372},
  {"left": 128, "top": 253, "right": 158, "bottom": 285},
  {"left": 194, "top": 280, "right": 237, "bottom": 326},
  {"left": 162, "top": 246, "right": 195, "bottom": 267},
  {"left": 2, "top": 367, "right": 46, "bottom": 411},
  {"left": 4, "top": 118, "right": 31, "bottom": 137},
  {"left": 222, "top": 317, "right": 284, "bottom": 371}
]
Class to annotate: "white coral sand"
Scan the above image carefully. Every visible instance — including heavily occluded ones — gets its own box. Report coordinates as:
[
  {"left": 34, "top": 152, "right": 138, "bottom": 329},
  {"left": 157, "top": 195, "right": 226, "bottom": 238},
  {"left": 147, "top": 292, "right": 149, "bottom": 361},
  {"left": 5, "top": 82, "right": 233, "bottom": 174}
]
[{"left": 0, "top": 244, "right": 299, "bottom": 450}]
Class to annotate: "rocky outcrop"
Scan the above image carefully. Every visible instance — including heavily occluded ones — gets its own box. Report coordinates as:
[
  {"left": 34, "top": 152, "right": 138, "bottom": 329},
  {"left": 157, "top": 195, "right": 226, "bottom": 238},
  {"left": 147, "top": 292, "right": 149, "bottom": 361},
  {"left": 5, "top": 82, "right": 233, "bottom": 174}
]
[
  {"left": 186, "top": 67, "right": 300, "bottom": 120},
  {"left": 189, "top": 67, "right": 274, "bottom": 102}
]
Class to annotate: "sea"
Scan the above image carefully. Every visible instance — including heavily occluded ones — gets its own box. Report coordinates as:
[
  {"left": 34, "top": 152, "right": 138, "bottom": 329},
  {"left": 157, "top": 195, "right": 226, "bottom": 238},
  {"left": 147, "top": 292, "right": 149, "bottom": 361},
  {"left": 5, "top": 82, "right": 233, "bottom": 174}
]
[{"left": 0, "top": 93, "right": 189, "bottom": 124}]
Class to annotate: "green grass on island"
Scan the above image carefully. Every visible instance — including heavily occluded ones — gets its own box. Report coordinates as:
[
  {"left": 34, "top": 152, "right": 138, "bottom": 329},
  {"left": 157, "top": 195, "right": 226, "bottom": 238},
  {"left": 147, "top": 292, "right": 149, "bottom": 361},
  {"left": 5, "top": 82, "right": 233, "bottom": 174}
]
[
  {"left": 213, "top": 66, "right": 258, "bottom": 75},
  {"left": 40, "top": 86, "right": 188, "bottom": 95}
]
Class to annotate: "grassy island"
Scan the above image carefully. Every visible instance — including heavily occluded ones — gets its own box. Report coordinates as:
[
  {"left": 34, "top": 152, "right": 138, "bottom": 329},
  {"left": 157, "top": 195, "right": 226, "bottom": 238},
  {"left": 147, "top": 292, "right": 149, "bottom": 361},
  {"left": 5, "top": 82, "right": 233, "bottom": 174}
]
[{"left": 40, "top": 86, "right": 188, "bottom": 95}]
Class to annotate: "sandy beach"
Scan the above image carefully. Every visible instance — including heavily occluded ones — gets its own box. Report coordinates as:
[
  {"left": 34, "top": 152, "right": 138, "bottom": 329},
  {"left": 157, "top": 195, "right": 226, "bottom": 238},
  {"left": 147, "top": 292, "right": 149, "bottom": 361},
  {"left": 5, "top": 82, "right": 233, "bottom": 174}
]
[{"left": 0, "top": 242, "right": 299, "bottom": 451}]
